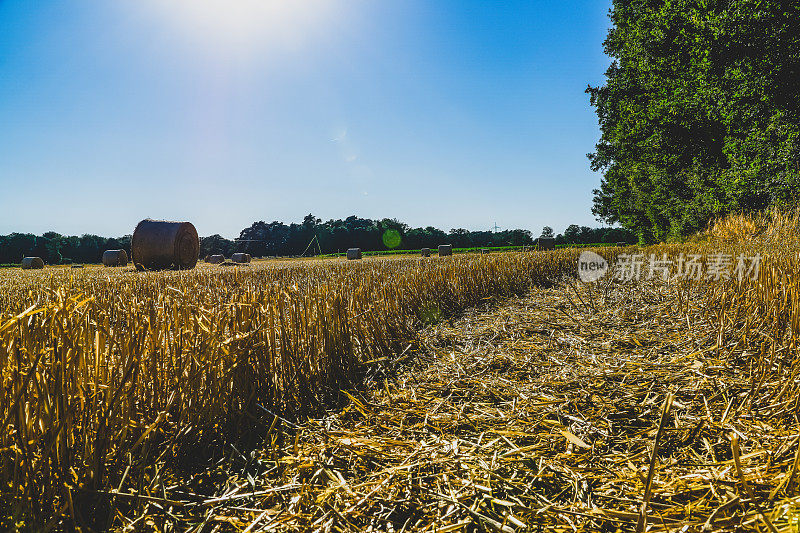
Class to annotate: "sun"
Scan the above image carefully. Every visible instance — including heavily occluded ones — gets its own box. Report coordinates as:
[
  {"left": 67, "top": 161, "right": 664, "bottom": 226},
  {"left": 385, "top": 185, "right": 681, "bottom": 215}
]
[{"left": 141, "top": 0, "right": 338, "bottom": 57}]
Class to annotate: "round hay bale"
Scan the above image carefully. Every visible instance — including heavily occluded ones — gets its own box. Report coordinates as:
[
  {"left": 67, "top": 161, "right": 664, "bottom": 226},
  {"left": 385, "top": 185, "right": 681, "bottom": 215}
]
[
  {"left": 21, "top": 257, "right": 44, "bottom": 269},
  {"left": 102, "top": 249, "right": 128, "bottom": 267},
  {"left": 437, "top": 244, "right": 453, "bottom": 257},
  {"left": 207, "top": 254, "right": 225, "bottom": 264},
  {"left": 346, "top": 248, "right": 362, "bottom": 260},
  {"left": 231, "top": 252, "right": 251, "bottom": 264},
  {"left": 420, "top": 248, "right": 431, "bottom": 257},
  {"left": 131, "top": 219, "right": 199, "bottom": 271}
]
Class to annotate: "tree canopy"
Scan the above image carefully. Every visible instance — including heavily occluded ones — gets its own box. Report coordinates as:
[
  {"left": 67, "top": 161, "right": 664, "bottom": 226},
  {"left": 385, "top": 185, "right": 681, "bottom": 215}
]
[
  {"left": 588, "top": 0, "right": 800, "bottom": 242},
  {"left": 0, "top": 233, "right": 131, "bottom": 265},
  {"left": 228, "top": 215, "right": 537, "bottom": 257}
]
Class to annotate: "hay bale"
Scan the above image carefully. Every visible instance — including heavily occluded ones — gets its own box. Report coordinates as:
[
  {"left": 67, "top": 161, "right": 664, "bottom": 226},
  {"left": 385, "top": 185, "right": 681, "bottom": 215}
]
[
  {"left": 231, "top": 253, "right": 251, "bottom": 264},
  {"left": 347, "top": 248, "right": 362, "bottom": 260},
  {"left": 208, "top": 254, "right": 225, "bottom": 264},
  {"left": 421, "top": 248, "right": 431, "bottom": 257},
  {"left": 21, "top": 257, "right": 44, "bottom": 269},
  {"left": 102, "top": 249, "right": 128, "bottom": 267},
  {"left": 538, "top": 237, "right": 555, "bottom": 251},
  {"left": 131, "top": 219, "right": 199, "bottom": 271},
  {"left": 438, "top": 244, "right": 453, "bottom": 257}
]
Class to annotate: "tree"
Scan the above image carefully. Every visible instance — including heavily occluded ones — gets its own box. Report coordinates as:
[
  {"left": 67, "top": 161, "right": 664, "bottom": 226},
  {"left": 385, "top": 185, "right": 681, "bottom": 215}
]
[
  {"left": 41, "top": 231, "right": 64, "bottom": 264},
  {"left": 563, "top": 224, "right": 581, "bottom": 244},
  {"left": 540, "top": 226, "right": 554, "bottom": 239},
  {"left": 2, "top": 233, "right": 36, "bottom": 263},
  {"left": 302, "top": 214, "right": 321, "bottom": 228},
  {"left": 200, "top": 234, "right": 236, "bottom": 258},
  {"left": 504, "top": 229, "right": 533, "bottom": 246},
  {"left": 588, "top": 0, "right": 800, "bottom": 242},
  {"left": 448, "top": 229, "right": 472, "bottom": 248}
]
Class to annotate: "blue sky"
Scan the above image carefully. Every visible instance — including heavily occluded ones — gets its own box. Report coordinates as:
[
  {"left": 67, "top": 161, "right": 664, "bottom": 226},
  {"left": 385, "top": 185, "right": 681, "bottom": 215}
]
[{"left": 0, "top": 1, "right": 612, "bottom": 238}]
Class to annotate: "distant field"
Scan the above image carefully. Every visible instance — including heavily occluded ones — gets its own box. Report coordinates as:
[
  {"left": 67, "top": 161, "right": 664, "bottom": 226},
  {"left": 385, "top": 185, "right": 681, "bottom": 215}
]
[
  {"left": 318, "top": 241, "right": 625, "bottom": 258},
  {"left": 0, "top": 243, "right": 628, "bottom": 268}
]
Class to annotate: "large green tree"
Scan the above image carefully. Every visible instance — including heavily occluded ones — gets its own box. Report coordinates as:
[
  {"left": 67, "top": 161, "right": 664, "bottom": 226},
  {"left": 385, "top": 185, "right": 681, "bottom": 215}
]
[{"left": 588, "top": 0, "right": 800, "bottom": 242}]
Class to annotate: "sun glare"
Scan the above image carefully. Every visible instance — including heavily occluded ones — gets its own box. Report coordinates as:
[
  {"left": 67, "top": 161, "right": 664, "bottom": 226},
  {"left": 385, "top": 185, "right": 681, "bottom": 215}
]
[{"left": 143, "top": 0, "right": 338, "bottom": 57}]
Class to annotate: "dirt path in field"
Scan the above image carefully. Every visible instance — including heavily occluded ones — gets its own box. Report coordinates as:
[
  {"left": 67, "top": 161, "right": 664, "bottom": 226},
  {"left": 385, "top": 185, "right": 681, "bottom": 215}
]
[{"left": 135, "top": 280, "right": 793, "bottom": 532}]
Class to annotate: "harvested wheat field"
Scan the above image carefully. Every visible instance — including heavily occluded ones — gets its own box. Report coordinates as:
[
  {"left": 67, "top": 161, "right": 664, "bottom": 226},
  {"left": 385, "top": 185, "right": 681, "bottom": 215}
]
[{"left": 3, "top": 210, "right": 800, "bottom": 532}]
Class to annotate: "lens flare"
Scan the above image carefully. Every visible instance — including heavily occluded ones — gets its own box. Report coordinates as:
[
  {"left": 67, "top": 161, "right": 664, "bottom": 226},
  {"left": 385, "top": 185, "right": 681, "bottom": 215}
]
[{"left": 382, "top": 229, "right": 402, "bottom": 249}]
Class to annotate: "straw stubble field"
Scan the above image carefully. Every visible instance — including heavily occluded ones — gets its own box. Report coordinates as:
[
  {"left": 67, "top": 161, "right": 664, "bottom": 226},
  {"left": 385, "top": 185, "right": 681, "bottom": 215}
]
[{"left": 3, "top": 210, "right": 800, "bottom": 531}]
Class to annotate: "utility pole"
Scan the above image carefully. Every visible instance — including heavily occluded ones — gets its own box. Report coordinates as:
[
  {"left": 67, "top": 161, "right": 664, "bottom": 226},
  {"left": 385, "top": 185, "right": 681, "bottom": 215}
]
[{"left": 492, "top": 222, "right": 500, "bottom": 233}]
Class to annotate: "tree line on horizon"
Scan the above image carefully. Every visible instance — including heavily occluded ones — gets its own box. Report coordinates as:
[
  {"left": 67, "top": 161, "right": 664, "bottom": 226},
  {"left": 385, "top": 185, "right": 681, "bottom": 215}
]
[
  {"left": 588, "top": 0, "right": 800, "bottom": 242},
  {"left": 0, "top": 215, "right": 635, "bottom": 264},
  {"left": 209, "top": 215, "right": 635, "bottom": 258}
]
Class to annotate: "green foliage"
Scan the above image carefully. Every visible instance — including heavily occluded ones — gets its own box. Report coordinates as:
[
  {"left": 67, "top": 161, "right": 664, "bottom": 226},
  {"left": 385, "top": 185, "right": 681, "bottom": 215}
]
[
  {"left": 558, "top": 224, "right": 635, "bottom": 245},
  {"left": 0, "top": 233, "right": 131, "bottom": 265},
  {"left": 588, "top": 0, "right": 800, "bottom": 242},
  {"left": 234, "top": 215, "right": 537, "bottom": 256},
  {"left": 199, "top": 234, "right": 238, "bottom": 258}
]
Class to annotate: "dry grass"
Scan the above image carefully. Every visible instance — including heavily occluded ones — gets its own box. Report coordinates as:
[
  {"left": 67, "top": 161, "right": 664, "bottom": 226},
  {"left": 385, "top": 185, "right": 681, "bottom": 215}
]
[
  {"left": 0, "top": 250, "right": 600, "bottom": 530},
  {"left": 4, "top": 209, "right": 800, "bottom": 531}
]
